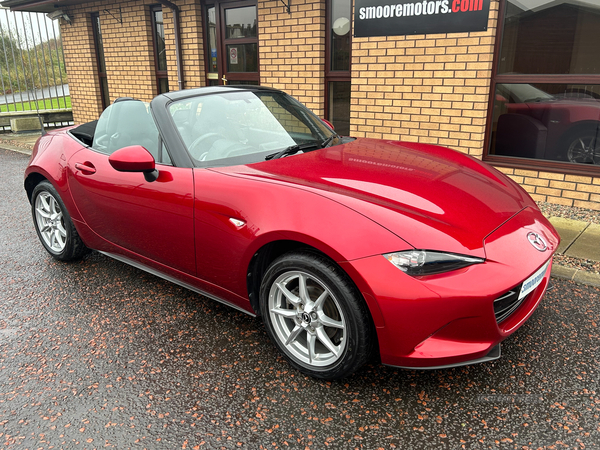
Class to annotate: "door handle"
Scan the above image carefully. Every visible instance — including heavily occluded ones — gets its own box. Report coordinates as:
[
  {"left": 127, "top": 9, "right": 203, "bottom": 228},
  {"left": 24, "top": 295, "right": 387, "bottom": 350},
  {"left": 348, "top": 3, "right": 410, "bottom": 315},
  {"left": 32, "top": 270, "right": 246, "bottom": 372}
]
[
  {"left": 221, "top": 75, "right": 227, "bottom": 85},
  {"left": 75, "top": 162, "right": 96, "bottom": 174}
]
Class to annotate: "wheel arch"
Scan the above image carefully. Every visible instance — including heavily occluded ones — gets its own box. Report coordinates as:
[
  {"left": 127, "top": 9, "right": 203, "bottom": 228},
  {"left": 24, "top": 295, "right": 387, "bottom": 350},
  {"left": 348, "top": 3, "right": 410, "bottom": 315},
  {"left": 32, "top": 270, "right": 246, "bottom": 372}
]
[
  {"left": 562, "top": 120, "right": 600, "bottom": 138},
  {"left": 24, "top": 171, "right": 48, "bottom": 203},
  {"left": 559, "top": 120, "right": 600, "bottom": 146},
  {"left": 246, "top": 238, "right": 381, "bottom": 361}
]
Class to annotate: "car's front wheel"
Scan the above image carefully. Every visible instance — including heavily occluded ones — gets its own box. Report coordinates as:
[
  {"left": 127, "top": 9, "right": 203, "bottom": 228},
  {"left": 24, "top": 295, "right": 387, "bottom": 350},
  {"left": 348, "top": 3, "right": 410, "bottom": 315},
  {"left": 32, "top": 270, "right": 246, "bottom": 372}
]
[
  {"left": 31, "top": 180, "right": 88, "bottom": 261},
  {"left": 565, "top": 128, "right": 600, "bottom": 164},
  {"left": 260, "top": 251, "right": 374, "bottom": 380}
]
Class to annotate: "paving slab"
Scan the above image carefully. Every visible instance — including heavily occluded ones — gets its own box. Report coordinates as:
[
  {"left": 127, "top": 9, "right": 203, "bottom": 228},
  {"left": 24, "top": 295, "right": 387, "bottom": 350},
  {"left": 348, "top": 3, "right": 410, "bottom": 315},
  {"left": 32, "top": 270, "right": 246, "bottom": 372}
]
[
  {"left": 548, "top": 216, "right": 588, "bottom": 254},
  {"left": 565, "top": 223, "right": 600, "bottom": 262},
  {"left": 0, "top": 131, "right": 39, "bottom": 155}
]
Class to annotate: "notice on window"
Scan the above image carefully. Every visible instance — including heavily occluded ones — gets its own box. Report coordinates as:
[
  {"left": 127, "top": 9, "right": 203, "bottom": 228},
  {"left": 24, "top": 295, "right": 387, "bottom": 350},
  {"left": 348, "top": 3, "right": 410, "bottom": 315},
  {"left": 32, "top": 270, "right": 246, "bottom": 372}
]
[
  {"left": 230, "top": 47, "right": 238, "bottom": 65},
  {"left": 354, "top": 0, "right": 490, "bottom": 37}
]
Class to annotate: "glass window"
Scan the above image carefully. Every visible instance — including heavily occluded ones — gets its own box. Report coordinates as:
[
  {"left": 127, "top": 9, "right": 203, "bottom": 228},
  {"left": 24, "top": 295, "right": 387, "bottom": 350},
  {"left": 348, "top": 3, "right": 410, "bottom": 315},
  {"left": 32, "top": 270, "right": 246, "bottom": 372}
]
[
  {"left": 330, "top": 0, "right": 351, "bottom": 72},
  {"left": 325, "top": 0, "right": 352, "bottom": 135},
  {"left": 92, "top": 100, "right": 166, "bottom": 163},
  {"left": 489, "top": 83, "right": 600, "bottom": 164},
  {"left": 225, "top": 6, "right": 257, "bottom": 39},
  {"left": 328, "top": 81, "right": 351, "bottom": 136},
  {"left": 207, "top": 6, "right": 218, "bottom": 74},
  {"left": 152, "top": 6, "right": 169, "bottom": 94},
  {"left": 226, "top": 43, "right": 258, "bottom": 72},
  {"left": 498, "top": 0, "right": 600, "bottom": 75},
  {"left": 486, "top": 0, "right": 600, "bottom": 171},
  {"left": 153, "top": 8, "right": 167, "bottom": 72},
  {"left": 92, "top": 13, "right": 110, "bottom": 110},
  {"left": 168, "top": 91, "right": 336, "bottom": 166}
]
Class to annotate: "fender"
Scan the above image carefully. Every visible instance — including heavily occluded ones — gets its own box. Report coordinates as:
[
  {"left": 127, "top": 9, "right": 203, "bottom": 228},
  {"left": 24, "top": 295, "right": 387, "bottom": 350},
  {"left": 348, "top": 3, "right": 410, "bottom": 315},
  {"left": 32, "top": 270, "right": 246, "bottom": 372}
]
[
  {"left": 192, "top": 168, "right": 412, "bottom": 300},
  {"left": 25, "top": 131, "right": 85, "bottom": 223}
]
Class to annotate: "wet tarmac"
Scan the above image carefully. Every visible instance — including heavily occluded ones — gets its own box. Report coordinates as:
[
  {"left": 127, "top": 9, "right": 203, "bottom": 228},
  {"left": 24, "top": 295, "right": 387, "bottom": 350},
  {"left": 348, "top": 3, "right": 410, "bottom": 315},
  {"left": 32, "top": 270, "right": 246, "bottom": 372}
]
[{"left": 1, "top": 148, "right": 599, "bottom": 449}]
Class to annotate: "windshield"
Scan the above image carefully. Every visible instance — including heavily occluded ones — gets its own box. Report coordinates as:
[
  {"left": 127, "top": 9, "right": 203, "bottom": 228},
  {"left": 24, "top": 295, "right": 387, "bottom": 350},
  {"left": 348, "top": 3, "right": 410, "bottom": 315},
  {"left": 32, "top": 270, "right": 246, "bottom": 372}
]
[{"left": 168, "top": 90, "right": 337, "bottom": 166}]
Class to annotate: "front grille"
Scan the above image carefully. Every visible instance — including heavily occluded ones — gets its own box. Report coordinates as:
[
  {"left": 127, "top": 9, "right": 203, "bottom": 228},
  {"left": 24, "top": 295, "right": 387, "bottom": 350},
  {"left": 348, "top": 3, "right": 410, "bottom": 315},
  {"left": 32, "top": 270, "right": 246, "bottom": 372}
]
[{"left": 494, "top": 284, "right": 525, "bottom": 323}]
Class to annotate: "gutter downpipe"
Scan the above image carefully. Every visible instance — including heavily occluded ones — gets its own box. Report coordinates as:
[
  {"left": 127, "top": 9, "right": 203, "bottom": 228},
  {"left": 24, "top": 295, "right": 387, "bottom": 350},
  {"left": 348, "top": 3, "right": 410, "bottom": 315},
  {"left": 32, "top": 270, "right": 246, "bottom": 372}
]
[{"left": 157, "top": 0, "right": 183, "bottom": 91}]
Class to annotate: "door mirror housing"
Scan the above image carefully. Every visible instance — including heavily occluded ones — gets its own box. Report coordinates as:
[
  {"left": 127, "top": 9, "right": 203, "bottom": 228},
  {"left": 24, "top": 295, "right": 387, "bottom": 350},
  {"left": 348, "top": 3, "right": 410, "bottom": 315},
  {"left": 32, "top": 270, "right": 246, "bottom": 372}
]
[
  {"left": 109, "top": 145, "right": 159, "bottom": 181},
  {"left": 322, "top": 119, "right": 335, "bottom": 130}
]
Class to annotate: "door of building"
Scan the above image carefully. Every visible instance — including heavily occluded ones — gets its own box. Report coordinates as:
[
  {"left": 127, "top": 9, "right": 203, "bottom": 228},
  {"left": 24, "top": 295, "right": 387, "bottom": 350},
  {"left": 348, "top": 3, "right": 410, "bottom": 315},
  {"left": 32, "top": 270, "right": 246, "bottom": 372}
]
[{"left": 205, "top": 0, "right": 259, "bottom": 86}]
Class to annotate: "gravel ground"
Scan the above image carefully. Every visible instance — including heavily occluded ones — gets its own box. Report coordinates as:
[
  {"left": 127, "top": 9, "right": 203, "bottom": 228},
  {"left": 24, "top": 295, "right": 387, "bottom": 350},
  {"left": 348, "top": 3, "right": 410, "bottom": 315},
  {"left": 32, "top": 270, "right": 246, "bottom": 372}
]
[
  {"left": 538, "top": 201, "right": 600, "bottom": 224},
  {"left": 538, "top": 202, "right": 600, "bottom": 275}
]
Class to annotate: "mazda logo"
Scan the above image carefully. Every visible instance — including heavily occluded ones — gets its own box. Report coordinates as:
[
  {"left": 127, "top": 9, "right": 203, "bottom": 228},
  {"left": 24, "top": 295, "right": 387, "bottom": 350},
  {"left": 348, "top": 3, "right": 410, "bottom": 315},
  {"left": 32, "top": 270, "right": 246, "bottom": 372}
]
[{"left": 527, "top": 232, "right": 547, "bottom": 252}]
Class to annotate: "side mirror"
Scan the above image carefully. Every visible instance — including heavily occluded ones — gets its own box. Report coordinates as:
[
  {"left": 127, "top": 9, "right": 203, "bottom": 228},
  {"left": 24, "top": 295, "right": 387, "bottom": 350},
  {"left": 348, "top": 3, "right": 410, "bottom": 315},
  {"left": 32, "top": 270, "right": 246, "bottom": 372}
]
[
  {"left": 109, "top": 145, "right": 158, "bottom": 182},
  {"left": 322, "top": 119, "right": 335, "bottom": 130}
]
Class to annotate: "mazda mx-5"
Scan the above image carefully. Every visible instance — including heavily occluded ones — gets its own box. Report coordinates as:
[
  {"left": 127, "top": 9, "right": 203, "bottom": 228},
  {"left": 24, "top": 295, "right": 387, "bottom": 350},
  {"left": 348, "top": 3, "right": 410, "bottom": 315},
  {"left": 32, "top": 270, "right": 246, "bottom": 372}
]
[{"left": 25, "top": 86, "right": 559, "bottom": 379}]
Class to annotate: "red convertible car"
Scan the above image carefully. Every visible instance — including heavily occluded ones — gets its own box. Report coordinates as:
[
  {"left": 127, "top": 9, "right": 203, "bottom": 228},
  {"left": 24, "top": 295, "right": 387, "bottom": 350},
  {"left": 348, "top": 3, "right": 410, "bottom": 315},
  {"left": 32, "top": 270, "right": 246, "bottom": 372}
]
[{"left": 25, "top": 86, "right": 559, "bottom": 379}]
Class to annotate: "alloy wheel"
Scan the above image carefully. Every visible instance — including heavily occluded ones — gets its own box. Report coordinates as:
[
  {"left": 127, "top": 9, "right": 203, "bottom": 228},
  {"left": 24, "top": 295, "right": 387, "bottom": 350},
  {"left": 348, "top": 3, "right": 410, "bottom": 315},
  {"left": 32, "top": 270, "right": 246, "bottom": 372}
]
[
  {"left": 567, "top": 136, "right": 600, "bottom": 164},
  {"left": 34, "top": 191, "right": 67, "bottom": 253},
  {"left": 267, "top": 270, "right": 347, "bottom": 367}
]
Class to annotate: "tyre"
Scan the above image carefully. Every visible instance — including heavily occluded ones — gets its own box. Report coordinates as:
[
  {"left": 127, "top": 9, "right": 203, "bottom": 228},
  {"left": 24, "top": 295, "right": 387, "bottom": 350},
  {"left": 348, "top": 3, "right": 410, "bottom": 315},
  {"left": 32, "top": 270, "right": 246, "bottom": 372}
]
[
  {"left": 260, "top": 251, "right": 374, "bottom": 380},
  {"left": 31, "top": 180, "right": 89, "bottom": 261},
  {"left": 564, "top": 127, "right": 600, "bottom": 164}
]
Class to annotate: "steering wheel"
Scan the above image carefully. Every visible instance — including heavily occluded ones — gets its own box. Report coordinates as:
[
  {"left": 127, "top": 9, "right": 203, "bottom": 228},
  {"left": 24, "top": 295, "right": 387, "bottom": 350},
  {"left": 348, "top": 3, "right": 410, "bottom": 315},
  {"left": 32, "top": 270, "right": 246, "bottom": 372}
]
[{"left": 188, "top": 133, "right": 225, "bottom": 160}]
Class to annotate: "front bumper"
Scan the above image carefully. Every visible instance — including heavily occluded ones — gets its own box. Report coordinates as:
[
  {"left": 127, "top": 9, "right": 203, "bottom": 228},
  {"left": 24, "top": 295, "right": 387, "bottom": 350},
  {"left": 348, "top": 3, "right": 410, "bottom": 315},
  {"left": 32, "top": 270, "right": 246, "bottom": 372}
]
[
  {"left": 393, "top": 343, "right": 502, "bottom": 370},
  {"left": 341, "top": 207, "right": 559, "bottom": 369}
]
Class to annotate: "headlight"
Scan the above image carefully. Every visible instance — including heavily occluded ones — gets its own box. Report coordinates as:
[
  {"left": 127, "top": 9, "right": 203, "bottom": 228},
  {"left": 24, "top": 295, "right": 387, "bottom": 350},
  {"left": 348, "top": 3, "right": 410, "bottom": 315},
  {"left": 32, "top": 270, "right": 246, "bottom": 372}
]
[{"left": 384, "top": 250, "right": 484, "bottom": 276}]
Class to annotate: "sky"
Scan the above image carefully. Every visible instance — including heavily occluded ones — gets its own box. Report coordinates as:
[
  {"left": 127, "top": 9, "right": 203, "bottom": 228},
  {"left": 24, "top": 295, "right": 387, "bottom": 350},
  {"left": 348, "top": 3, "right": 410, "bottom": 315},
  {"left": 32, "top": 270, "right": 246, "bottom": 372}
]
[{"left": 0, "top": 7, "right": 61, "bottom": 48}]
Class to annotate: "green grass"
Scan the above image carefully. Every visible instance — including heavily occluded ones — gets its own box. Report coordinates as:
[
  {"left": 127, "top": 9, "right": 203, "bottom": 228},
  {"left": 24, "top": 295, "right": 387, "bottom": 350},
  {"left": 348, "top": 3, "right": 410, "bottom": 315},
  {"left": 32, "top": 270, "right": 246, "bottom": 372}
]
[{"left": 0, "top": 96, "right": 71, "bottom": 112}]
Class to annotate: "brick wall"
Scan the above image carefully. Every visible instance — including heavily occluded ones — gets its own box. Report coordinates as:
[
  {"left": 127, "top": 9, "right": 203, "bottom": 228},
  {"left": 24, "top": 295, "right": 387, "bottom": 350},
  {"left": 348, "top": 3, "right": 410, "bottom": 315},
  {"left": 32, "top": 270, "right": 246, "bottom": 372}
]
[
  {"left": 350, "top": 2, "right": 498, "bottom": 158},
  {"left": 61, "top": 14, "right": 104, "bottom": 124},
  {"left": 497, "top": 168, "right": 600, "bottom": 210},
  {"left": 163, "top": 0, "right": 206, "bottom": 91},
  {"left": 61, "top": 0, "right": 205, "bottom": 123},
  {"left": 258, "top": 0, "right": 326, "bottom": 116}
]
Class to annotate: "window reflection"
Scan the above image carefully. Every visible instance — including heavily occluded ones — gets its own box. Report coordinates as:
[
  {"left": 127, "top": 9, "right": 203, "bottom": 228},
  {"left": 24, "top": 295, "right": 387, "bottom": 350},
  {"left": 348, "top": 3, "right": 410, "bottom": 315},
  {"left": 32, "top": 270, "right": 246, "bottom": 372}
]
[
  {"left": 226, "top": 43, "right": 258, "bottom": 72},
  {"left": 331, "top": 0, "right": 351, "bottom": 71},
  {"left": 152, "top": 7, "right": 168, "bottom": 94},
  {"left": 329, "top": 81, "right": 351, "bottom": 136},
  {"left": 225, "top": 6, "right": 257, "bottom": 39},
  {"left": 499, "top": 0, "right": 600, "bottom": 75},
  {"left": 207, "top": 6, "right": 217, "bottom": 74},
  {"left": 489, "top": 84, "right": 600, "bottom": 165}
]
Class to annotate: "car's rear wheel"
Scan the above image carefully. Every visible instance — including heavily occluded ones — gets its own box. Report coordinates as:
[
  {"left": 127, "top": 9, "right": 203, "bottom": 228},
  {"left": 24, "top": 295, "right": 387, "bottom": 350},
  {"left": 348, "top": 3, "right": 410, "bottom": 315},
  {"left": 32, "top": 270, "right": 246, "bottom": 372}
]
[
  {"left": 31, "top": 181, "right": 88, "bottom": 261},
  {"left": 260, "top": 251, "right": 373, "bottom": 380}
]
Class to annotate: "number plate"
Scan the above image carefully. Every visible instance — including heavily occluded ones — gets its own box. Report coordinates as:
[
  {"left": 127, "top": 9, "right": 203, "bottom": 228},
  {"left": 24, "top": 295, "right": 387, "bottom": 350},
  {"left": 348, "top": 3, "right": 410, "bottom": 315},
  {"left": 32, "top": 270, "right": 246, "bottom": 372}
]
[{"left": 519, "top": 260, "right": 550, "bottom": 300}]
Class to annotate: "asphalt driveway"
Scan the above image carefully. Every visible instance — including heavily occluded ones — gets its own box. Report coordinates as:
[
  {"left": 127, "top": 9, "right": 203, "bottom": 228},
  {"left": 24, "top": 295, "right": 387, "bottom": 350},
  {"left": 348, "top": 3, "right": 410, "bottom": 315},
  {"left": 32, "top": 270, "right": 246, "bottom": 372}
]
[{"left": 1, "top": 148, "right": 598, "bottom": 449}]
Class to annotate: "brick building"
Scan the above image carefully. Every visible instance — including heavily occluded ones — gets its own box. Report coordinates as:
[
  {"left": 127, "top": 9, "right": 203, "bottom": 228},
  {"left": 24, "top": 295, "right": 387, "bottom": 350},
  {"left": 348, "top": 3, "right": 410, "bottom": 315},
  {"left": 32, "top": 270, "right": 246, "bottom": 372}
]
[{"left": 4, "top": 0, "right": 600, "bottom": 209}]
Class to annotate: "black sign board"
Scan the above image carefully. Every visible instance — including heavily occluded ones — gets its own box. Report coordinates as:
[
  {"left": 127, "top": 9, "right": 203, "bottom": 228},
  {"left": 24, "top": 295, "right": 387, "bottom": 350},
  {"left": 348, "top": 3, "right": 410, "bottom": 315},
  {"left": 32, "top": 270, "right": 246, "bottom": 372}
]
[{"left": 354, "top": 0, "right": 491, "bottom": 37}]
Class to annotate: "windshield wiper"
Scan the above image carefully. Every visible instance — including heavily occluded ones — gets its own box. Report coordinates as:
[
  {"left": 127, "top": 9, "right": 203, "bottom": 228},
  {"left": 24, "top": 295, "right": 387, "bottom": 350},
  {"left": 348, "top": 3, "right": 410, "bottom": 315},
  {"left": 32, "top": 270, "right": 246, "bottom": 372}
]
[
  {"left": 265, "top": 134, "right": 341, "bottom": 161},
  {"left": 265, "top": 141, "right": 321, "bottom": 160},
  {"left": 321, "top": 134, "right": 339, "bottom": 148}
]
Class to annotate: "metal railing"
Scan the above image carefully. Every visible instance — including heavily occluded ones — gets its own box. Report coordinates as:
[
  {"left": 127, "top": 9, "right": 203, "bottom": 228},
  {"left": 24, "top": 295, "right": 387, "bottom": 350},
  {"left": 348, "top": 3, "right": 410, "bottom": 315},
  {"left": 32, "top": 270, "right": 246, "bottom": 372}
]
[{"left": 0, "top": 7, "right": 72, "bottom": 131}]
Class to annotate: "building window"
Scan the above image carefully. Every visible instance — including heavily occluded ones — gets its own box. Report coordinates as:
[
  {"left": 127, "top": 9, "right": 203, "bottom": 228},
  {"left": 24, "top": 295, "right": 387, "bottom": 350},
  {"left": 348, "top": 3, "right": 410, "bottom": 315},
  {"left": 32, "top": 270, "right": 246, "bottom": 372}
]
[
  {"left": 92, "top": 13, "right": 110, "bottom": 110},
  {"left": 203, "top": 1, "right": 259, "bottom": 86},
  {"left": 205, "top": 5, "right": 218, "bottom": 85},
  {"left": 485, "top": 0, "right": 600, "bottom": 173},
  {"left": 151, "top": 6, "right": 169, "bottom": 94},
  {"left": 325, "top": 0, "right": 351, "bottom": 135}
]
